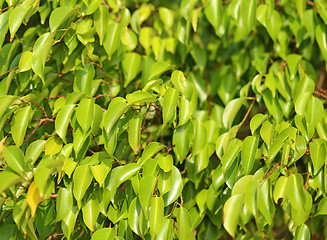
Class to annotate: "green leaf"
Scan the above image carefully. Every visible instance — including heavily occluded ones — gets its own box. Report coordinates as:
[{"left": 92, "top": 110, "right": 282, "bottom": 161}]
[
  {"left": 223, "top": 194, "right": 243, "bottom": 238},
  {"left": 128, "top": 114, "right": 142, "bottom": 153},
  {"left": 91, "top": 228, "right": 116, "bottom": 240},
  {"left": 162, "top": 87, "right": 179, "bottom": 125},
  {"left": 306, "top": 95, "right": 324, "bottom": 128},
  {"left": 150, "top": 196, "right": 164, "bottom": 238},
  {"left": 0, "top": 95, "right": 16, "bottom": 121},
  {"left": 192, "top": 120, "right": 207, "bottom": 155},
  {"left": 73, "top": 64, "right": 95, "bottom": 96},
  {"left": 11, "top": 105, "right": 32, "bottom": 147},
  {"left": 316, "top": 23, "right": 327, "bottom": 60},
  {"left": 223, "top": 97, "right": 246, "bottom": 129},
  {"left": 82, "top": 193, "right": 100, "bottom": 232},
  {"left": 76, "top": 98, "right": 95, "bottom": 133},
  {"left": 0, "top": 170, "right": 22, "bottom": 194},
  {"left": 55, "top": 104, "right": 75, "bottom": 143},
  {"left": 94, "top": 5, "right": 108, "bottom": 46},
  {"left": 250, "top": 114, "right": 268, "bottom": 135},
  {"left": 310, "top": 140, "right": 326, "bottom": 175},
  {"left": 262, "top": 90, "right": 283, "bottom": 123},
  {"left": 179, "top": 97, "right": 193, "bottom": 126},
  {"left": 103, "top": 97, "right": 128, "bottom": 135},
  {"left": 203, "top": 0, "right": 222, "bottom": 36},
  {"left": 121, "top": 27, "right": 138, "bottom": 51},
  {"left": 139, "top": 142, "right": 166, "bottom": 164},
  {"left": 32, "top": 32, "right": 55, "bottom": 81},
  {"left": 260, "top": 120, "right": 275, "bottom": 147},
  {"left": 240, "top": 0, "right": 256, "bottom": 34},
  {"left": 316, "top": 0, "right": 327, "bottom": 25},
  {"left": 128, "top": 197, "right": 146, "bottom": 237},
  {"left": 163, "top": 166, "right": 183, "bottom": 206},
  {"left": 171, "top": 70, "right": 193, "bottom": 100},
  {"left": 266, "top": 10, "right": 282, "bottom": 41},
  {"left": 139, "top": 175, "right": 156, "bottom": 218},
  {"left": 126, "top": 90, "right": 156, "bottom": 105},
  {"left": 294, "top": 224, "right": 311, "bottom": 240},
  {"left": 73, "top": 165, "right": 93, "bottom": 207},
  {"left": 158, "top": 154, "right": 173, "bottom": 172},
  {"left": 91, "top": 104, "right": 103, "bottom": 134},
  {"left": 91, "top": 160, "right": 111, "bottom": 187},
  {"left": 19, "top": 51, "right": 33, "bottom": 72},
  {"left": 273, "top": 176, "right": 288, "bottom": 203},
  {"left": 56, "top": 188, "right": 73, "bottom": 221},
  {"left": 267, "top": 140, "right": 284, "bottom": 165},
  {"left": 173, "top": 121, "right": 193, "bottom": 163},
  {"left": 177, "top": 207, "right": 195, "bottom": 240},
  {"left": 61, "top": 206, "right": 79, "bottom": 239},
  {"left": 258, "top": 179, "right": 275, "bottom": 224},
  {"left": 106, "top": 163, "right": 141, "bottom": 198},
  {"left": 286, "top": 54, "right": 302, "bottom": 80},
  {"left": 49, "top": 6, "right": 77, "bottom": 33},
  {"left": 148, "top": 61, "right": 171, "bottom": 80},
  {"left": 45, "top": 136, "right": 63, "bottom": 155},
  {"left": 221, "top": 144, "right": 241, "bottom": 174},
  {"left": 316, "top": 198, "right": 327, "bottom": 216},
  {"left": 287, "top": 174, "right": 306, "bottom": 212},
  {"left": 122, "top": 52, "right": 141, "bottom": 87},
  {"left": 9, "top": 5, "right": 30, "bottom": 40},
  {"left": 103, "top": 22, "right": 121, "bottom": 61},
  {"left": 241, "top": 136, "right": 259, "bottom": 174}
]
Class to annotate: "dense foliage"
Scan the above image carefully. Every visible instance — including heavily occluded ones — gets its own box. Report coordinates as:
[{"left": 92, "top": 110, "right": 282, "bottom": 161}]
[{"left": 1, "top": 0, "right": 327, "bottom": 239}]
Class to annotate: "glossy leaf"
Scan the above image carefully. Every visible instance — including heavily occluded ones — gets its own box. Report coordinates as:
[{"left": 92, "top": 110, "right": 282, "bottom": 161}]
[
  {"left": 223, "top": 97, "right": 245, "bottom": 129},
  {"left": 241, "top": 136, "right": 259, "bottom": 174},
  {"left": 27, "top": 181, "right": 41, "bottom": 217},
  {"left": 49, "top": 7, "right": 77, "bottom": 33},
  {"left": 82, "top": 193, "right": 99, "bottom": 232},
  {"left": 55, "top": 104, "right": 75, "bottom": 143},
  {"left": 163, "top": 166, "right": 183, "bottom": 206},
  {"left": 91, "top": 228, "right": 116, "bottom": 240},
  {"left": 0, "top": 170, "right": 22, "bottom": 194},
  {"left": 103, "top": 22, "right": 121, "bottom": 61},
  {"left": 56, "top": 188, "right": 73, "bottom": 221},
  {"left": 73, "top": 165, "right": 93, "bottom": 207},
  {"left": 177, "top": 207, "right": 195, "bottom": 240},
  {"left": 139, "top": 175, "right": 156, "bottom": 217},
  {"left": 223, "top": 194, "right": 243, "bottom": 238},
  {"left": 11, "top": 105, "right": 32, "bottom": 147},
  {"left": 122, "top": 52, "right": 141, "bottom": 87},
  {"left": 76, "top": 98, "right": 95, "bottom": 133},
  {"left": 3, "top": 145, "right": 25, "bottom": 175},
  {"left": 173, "top": 121, "right": 193, "bottom": 163},
  {"left": 287, "top": 174, "right": 306, "bottom": 212}
]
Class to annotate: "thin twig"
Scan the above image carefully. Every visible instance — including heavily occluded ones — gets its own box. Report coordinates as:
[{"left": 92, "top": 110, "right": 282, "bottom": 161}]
[
  {"left": 0, "top": 66, "right": 18, "bottom": 78},
  {"left": 54, "top": 15, "right": 86, "bottom": 44},
  {"left": 0, "top": 1, "right": 23, "bottom": 13},
  {"left": 236, "top": 99, "right": 255, "bottom": 133},
  {"left": 21, "top": 99, "right": 48, "bottom": 118},
  {"left": 23, "top": 118, "right": 55, "bottom": 143}
]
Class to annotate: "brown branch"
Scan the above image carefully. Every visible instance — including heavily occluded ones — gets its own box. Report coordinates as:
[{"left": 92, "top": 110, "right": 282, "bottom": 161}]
[
  {"left": 0, "top": 66, "right": 18, "bottom": 78},
  {"left": 236, "top": 99, "right": 255, "bottom": 133},
  {"left": 45, "top": 96, "right": 66, "bottom": 99},
  {"left": 23, "top": 118, "right": 55, "bottom": 143},
  {"left": 313, "top": 90, "right": 327, "bottom": 99},
  {"left": 0, "top": 1, "right": 23, "bottom": 13},
  {"left": 94, "top": 94, "right": 113, "bottom": 99},
  {"left": 44, "top": 194, "right": 58, "bottom": 201},
  {"left": 54, "top": 15, "right": 86, "bottom": 44},
  {"left": 21, "top": 99, "right": 48, "bottom": 118}
]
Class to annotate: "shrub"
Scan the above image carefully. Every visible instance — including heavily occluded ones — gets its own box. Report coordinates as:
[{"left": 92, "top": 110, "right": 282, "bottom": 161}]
[{"left": 0, "top": 0, "right": 327, "bottom": 239}]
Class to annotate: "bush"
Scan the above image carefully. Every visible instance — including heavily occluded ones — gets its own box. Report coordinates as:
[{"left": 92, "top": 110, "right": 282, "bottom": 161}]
[{"left": 0, "top": 0, "right": 327, "bottom": 239}]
